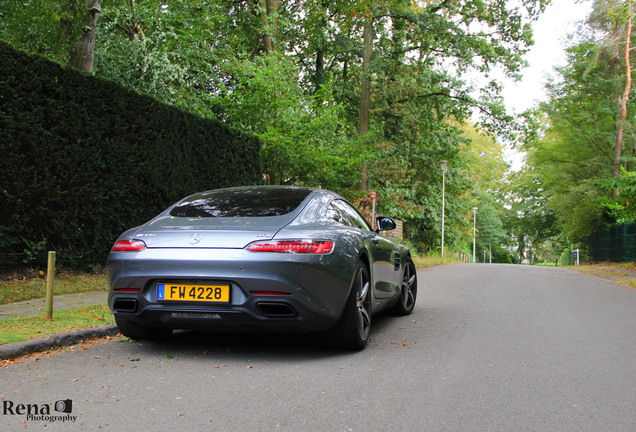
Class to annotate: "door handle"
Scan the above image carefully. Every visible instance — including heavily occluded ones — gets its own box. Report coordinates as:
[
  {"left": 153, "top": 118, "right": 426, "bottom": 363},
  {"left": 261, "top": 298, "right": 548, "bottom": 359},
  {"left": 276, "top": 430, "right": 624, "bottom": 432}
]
[{"left": 363, "top": 233, "right": 380, "bottom": 246}]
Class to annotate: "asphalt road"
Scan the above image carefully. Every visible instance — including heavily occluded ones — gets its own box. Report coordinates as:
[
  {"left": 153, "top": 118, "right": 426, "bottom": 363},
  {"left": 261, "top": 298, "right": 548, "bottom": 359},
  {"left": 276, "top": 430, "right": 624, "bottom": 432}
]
[{"left": 1, "top": 264, "right": 634, "bottom": 431}]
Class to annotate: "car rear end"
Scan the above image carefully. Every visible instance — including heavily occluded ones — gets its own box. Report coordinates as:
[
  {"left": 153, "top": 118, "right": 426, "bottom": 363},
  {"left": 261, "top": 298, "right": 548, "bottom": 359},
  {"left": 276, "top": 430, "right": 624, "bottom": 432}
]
[{"left": 107, "top": 187, "right": 354, "bottom": 336}]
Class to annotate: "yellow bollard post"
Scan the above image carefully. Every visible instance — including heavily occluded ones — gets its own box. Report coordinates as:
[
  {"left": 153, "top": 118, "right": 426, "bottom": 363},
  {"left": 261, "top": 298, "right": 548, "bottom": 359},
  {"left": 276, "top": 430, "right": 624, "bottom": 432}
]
[{"left": 45, "top": 251, "right": 56, "bottom": 320}]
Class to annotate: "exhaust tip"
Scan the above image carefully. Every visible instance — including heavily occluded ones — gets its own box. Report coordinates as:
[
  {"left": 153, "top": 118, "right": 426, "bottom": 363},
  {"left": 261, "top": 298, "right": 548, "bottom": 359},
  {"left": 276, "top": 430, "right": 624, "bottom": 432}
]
[
  {"left": 113, "top": 298, "right": 138, "bottom": 313},
  {"left": 256, "top": 302, "right": 296, "bottom": 317}
]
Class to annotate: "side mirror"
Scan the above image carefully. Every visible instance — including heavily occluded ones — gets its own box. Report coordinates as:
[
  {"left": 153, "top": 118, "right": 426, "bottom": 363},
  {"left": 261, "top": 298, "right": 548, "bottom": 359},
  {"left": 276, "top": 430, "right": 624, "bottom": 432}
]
[{"left": 376, "top": 216, "right": 396, "bottom": 233}]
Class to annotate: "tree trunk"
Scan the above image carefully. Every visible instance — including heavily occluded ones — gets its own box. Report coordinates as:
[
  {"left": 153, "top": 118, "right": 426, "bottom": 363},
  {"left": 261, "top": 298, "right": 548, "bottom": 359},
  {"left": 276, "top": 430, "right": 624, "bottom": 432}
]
[
  {"left": 357, "top": 15, "right": 373, "bottom": 191},
  {"left": 68, "top": 0, "right": 101, "bottom": 73},
  {"left": 614, "top": 0, "right": 632, "bottom": 195},
  {"left": 259, "top": 0, "right": 279, "bottom": 52},
  {"left": 315, "top": 37, "right": 325, "bottom": 94},
  {"left": 313, "top": 0, "right": 328, "bottom": 93}
]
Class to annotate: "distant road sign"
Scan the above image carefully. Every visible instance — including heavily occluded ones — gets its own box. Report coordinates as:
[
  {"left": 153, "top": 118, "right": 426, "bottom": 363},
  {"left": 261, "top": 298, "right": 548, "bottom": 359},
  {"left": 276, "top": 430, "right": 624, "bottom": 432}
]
[{"left": 370, "top": 191, "right": 376, "bottom": 198}]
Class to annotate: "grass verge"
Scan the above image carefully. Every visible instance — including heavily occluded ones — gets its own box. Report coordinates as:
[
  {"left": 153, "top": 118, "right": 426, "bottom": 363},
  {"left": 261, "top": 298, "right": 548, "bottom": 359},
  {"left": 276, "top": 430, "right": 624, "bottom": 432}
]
[
  {"left": 0, "top": 273, "right": 108, "bottom": 305},
  {"left": 567, "top": 263, "right": 636, "bottom": 289},
  {"left": 413, "top": 253, "right": 463, "bottom": 267},
  {"left": 0, "top": 304, "right": 115, "bottom": 345}
]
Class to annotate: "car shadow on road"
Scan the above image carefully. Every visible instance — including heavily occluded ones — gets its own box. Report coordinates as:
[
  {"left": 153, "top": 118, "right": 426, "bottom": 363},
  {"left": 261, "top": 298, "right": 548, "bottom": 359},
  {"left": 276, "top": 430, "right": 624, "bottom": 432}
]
[
  {"left": 120, "top": 312, "right": 408, "bottom": 362},
  {"left": 125, "top": 330, "right": 356, "bottom": 361}
]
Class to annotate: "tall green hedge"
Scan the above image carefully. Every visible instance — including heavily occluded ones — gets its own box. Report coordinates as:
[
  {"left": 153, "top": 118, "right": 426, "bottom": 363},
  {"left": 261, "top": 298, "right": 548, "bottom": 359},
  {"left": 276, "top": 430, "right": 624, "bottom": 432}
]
[{"left": 0, "top": 42, "right": 261, "bottom": 270}]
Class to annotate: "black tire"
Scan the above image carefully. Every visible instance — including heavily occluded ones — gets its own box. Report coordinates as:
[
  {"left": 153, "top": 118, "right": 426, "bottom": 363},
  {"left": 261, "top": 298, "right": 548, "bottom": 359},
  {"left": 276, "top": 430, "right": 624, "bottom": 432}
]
[
  {"left": 322, "top": 261, "right": 372, "bottom": 350},
  {"left": 115, "top": 316, "right": 172, "bottom": 341},
  {"left": 389, "top": 258, "right": 417, "bottom": 316}
]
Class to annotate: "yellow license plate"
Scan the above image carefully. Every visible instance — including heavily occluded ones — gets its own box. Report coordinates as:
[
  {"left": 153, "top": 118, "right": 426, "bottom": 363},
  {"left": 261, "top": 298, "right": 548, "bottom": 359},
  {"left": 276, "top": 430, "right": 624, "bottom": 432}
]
[{"left": 157, "top": 283, "right": 230, "bottom": 303}]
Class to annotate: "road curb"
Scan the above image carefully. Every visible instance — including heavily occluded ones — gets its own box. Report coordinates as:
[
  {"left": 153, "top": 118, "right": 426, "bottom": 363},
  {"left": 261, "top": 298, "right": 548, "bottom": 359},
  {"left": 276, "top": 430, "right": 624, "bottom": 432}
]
[{"left": 0, "top": 325, "right": 120, "bottom": 360}]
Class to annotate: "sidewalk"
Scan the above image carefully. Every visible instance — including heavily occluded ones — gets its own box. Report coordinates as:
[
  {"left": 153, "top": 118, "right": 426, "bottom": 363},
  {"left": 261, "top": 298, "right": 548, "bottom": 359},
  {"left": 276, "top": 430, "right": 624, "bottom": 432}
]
[
  {"left": 0, "top": 291, "right": 119, "bottom": 360},
  {"left": 0, "top": 291, "right": 108, "bottom": 319}
]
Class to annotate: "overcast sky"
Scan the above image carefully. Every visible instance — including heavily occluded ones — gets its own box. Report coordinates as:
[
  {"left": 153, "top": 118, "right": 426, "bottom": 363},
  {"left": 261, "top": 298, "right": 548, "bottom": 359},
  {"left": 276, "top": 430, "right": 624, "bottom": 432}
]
[
  {"left": 496, "top": 0, "right": 594, "bottom": 169},
  {"left": 501, "top": 0, "right": 594, "bottom": 114}
]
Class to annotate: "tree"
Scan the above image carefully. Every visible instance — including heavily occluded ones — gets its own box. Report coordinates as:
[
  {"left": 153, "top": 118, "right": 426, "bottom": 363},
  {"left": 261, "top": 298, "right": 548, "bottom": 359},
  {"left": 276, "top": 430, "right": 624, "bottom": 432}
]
[
  {"left": 258, "top": 0, "right": 280, "bottom": 52},
  {"left": 66, "top": 0, "right": 101, "bottom": 72},
  {"left": 0, "top": 0, "right": 101, "bottom": 72},
  {"left": 210, "top": 52, "right": 362, "bottom": 189},
  {"left": 462, "top": 122, "right": 510, "bottom": 194},
  {"left": 357, "top": 12, "right": 373, "bottom": 190},
  {"left": 519, "top": 0, "right": 636, "bottom": 242},
  {"left": 600, "top": 167, "right": 636, "bottom": 221},
  {"left": 1, "top": 0, "right": 551, "bottom": 253},
  {"left": 473, "top": 190, "right": 509, "bottom": 262},
  {"left": 588, "top": 0, "right": 635, "bottom": 180},
  {"left": 504, "top": 167, "right": 559, "bottom": 263},
  {"left": 460, "top": 123, "right": 512, "bottom": 262},
  {"left": 613, "top": 0, "right": 633, "bottom": 181},
  {"left": 342, "top": 0, "right": 548, "bottom": 252},
  {"left": 0, "top": 0, "right": 85, "bottom": 64}
]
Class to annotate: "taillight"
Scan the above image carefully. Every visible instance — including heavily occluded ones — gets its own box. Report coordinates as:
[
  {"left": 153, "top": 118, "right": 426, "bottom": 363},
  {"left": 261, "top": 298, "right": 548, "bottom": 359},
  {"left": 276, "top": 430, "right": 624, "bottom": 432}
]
[
  {"left": 246, "top": 240, "right": 334, "bottom": 254},
  {"left": 111, "top": 239, "right": 147, "bottom": 252}
]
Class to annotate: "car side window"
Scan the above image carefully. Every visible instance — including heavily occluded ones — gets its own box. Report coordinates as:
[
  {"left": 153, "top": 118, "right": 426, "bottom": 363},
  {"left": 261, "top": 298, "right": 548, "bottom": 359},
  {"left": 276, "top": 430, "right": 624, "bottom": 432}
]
[
  {"left": 327, "top": 202, "right": 354, "bottom": 227},
  {"left": 331, "top": 200, "right": 371, "bottom": 231}
]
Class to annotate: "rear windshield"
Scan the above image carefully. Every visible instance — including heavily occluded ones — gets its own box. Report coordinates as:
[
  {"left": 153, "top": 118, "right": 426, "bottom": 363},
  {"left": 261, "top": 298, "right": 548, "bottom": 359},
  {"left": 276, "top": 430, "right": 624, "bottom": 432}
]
[{"left": 169, "top": 188, "right": 313, "bottom": 218}]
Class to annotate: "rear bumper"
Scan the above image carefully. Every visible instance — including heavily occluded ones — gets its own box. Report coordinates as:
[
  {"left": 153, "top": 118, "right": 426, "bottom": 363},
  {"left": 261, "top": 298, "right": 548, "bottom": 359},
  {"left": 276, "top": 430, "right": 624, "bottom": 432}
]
[
  {"left": 110, "top": 299, "right": 338, "bottom": 333},
  {"left": 107, "top": 247, "right": 355, "bottom": 333}
]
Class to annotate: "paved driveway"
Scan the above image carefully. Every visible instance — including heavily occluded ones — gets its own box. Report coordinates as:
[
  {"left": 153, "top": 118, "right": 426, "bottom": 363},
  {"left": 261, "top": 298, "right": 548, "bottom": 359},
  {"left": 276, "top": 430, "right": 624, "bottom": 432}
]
[{"left": 1, "top": 264, "right": 634, "bottom": 431}]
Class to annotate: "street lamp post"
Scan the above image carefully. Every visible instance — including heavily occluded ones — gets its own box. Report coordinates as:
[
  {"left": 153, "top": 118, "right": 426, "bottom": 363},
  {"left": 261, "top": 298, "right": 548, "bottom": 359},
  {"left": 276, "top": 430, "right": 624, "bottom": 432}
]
[
  {"left": 473, "top": 207, "right": 478, "bottom": 263},
  {"left": 440, "top": 160, "right": 448, "bottom": 258}
]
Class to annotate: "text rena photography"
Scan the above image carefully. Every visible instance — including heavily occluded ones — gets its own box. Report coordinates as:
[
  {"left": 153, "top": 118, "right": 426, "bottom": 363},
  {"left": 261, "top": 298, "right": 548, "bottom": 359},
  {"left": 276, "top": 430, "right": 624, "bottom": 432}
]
[{"left": 2, "top": 399, "right": 77, "bottom": 423}]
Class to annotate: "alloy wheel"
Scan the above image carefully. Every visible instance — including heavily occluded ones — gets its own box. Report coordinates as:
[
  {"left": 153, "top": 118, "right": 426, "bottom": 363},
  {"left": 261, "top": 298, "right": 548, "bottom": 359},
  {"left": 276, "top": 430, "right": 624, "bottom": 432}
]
[
  {"left": 401, "top": 261, "right": 417, "bottom": 310},
  {"left": 356, "top": 266, "right": 371, "bottom": 341}
]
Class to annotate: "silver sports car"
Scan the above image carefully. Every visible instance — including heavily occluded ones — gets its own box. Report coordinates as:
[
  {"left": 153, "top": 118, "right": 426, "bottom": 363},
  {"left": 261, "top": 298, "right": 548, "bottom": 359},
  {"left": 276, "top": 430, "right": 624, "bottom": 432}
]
[{"left": 107, "top": 186, "right": 417, "bottom": 350}]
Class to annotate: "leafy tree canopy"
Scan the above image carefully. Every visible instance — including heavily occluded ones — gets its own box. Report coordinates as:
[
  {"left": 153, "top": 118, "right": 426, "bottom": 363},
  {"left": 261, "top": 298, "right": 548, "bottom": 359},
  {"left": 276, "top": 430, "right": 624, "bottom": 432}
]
[{"left": 1, "top": 0, "right": 550, "bottom": 253}]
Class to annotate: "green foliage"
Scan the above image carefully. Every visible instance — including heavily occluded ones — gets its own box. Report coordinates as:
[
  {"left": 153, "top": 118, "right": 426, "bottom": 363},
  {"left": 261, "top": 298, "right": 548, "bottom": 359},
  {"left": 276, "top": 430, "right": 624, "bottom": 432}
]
[
  {"left": 474, "top": 190, "right": 507, "bottom": 252},
  {"left": 1, "top": 0, "right": 551, "bottom": 254},
  {"left": 94, "top": 0, "right": 236, "bottom": 116},
  {"left": 600, "top": 167, "right": 636, "bottom": 222},
  {"left": 448, "top": 123, "right": 513, "bottom": 262},
  {"left": 461, "top": 123, "right": 510, "bottom": 193},
  {"left": 522, "top": 36, "right": 633, "bottom": 242},
  {"left": 0, "top": 0, "right": 84, "bottom": 63},
  {"left": 0, "top": 42, "right": 261, "bottom": 269},
  {"left": 0, "top": 304, "right": 115, "bottom": 345},
  {"left": 21, "top": 239, "right": 47, "bottom": 265},
  {"left": 503, "top": 166, "right": 559, "bottom": 262},
  {"left": 511, "top": 0, "right": 636, "bottom": 252},
  {"left": 208, "top": 52, "right": 363, "bottom": 189}
]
